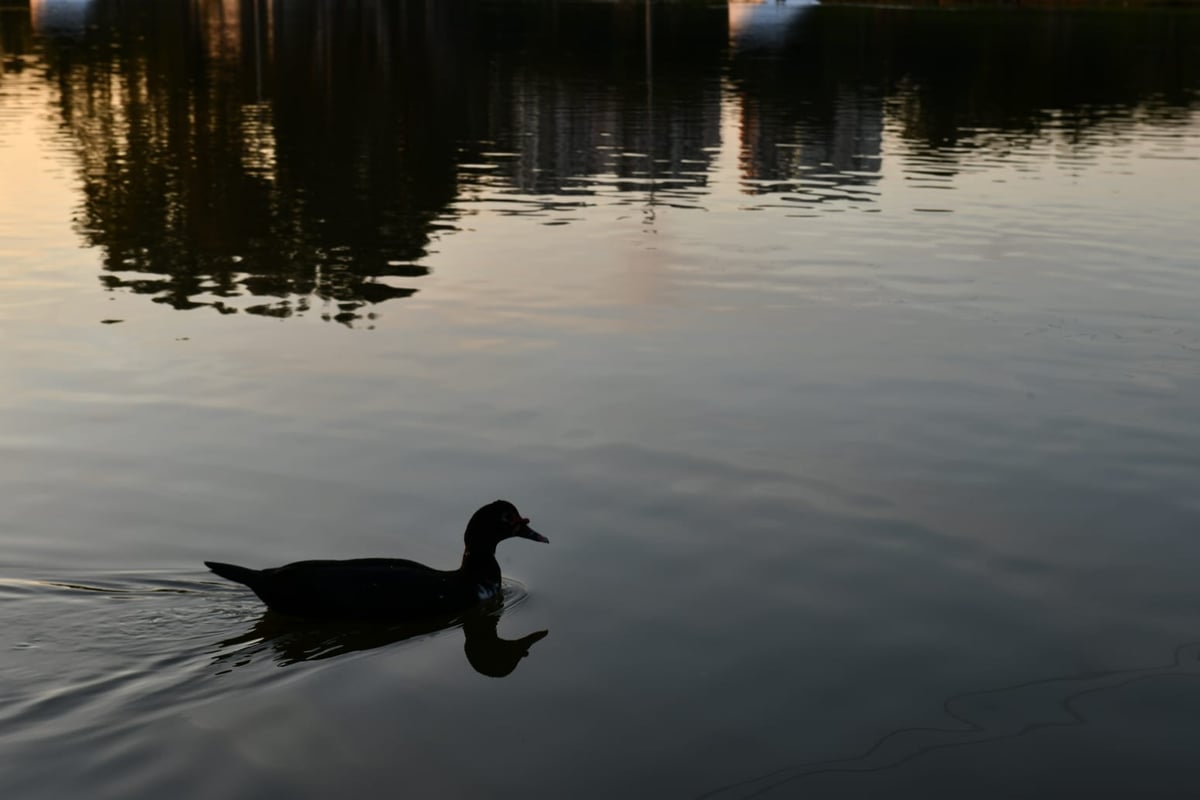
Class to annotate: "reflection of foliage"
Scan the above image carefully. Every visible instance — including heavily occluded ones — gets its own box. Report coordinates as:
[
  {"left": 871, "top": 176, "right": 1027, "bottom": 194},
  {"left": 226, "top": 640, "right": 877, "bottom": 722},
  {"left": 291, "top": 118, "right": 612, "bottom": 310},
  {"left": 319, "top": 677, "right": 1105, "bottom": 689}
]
[
  {"left": 728, "top": 5, "right": 1200, "bottom": 184},
  {"left": 36, "top": 0, "right": 735, "bottom": 324},
  {"left": 1, "top": 2, "right": 34, "bottom": 76},
  {"left": 31, "top": 1, "right": 1200, "bottom": 323},
  {"left": 470, "top": 1, "right": 728, "bottom": 196},
  {"left": 43, "top": 0, "right": 470, "bottom": 325}
]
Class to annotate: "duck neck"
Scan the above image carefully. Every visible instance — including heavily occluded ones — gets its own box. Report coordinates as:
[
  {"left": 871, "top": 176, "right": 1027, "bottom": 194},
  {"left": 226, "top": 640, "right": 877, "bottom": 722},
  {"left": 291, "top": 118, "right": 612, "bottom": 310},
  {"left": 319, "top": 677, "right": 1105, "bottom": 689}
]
[{"left": 460, "top": 545, "right": 501, "bottom": 587}]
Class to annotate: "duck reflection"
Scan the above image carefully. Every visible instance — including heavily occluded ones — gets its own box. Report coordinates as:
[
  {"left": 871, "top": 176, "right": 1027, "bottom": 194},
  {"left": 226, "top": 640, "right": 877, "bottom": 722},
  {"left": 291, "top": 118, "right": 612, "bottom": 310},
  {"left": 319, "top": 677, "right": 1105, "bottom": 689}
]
[{"left": 213, "top": 599, "right": 548, "bottom": 678}]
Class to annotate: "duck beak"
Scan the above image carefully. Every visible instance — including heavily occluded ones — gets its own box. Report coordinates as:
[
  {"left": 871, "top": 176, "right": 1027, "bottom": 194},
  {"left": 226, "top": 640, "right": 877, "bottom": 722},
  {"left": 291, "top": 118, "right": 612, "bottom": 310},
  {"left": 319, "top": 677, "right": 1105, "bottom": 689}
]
[{"left": 517, "top": 525, "right": 549, "bottom": 543}]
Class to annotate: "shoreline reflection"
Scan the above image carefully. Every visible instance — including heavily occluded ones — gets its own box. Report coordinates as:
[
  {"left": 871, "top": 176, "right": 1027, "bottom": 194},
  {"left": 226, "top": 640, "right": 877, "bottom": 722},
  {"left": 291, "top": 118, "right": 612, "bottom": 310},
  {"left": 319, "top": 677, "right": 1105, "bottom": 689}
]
[{"left": 11, "top": 0, "right": 1200, "bottom": 324}]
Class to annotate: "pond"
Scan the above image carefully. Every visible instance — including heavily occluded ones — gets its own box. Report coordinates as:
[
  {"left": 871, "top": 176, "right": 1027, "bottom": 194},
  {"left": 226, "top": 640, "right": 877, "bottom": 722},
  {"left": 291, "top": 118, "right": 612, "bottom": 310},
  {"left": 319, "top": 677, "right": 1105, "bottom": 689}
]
[{"left": 2, "top": 0, "right": 1199, "bottom": 796}]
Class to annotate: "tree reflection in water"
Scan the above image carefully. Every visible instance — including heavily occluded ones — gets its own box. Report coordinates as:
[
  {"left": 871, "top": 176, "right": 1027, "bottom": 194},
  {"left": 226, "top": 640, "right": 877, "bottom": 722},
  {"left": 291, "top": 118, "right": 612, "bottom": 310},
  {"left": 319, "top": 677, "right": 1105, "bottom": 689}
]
[{"left": 23, "top": 0, "right": 1200, "bottom": 325}]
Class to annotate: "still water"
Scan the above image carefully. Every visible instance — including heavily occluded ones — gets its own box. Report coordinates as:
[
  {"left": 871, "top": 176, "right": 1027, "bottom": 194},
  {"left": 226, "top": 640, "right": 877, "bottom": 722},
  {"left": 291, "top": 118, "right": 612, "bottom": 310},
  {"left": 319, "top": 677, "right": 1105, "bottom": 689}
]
[{"left": 2, "top": 0, "right": 1200, "bottom": 796}]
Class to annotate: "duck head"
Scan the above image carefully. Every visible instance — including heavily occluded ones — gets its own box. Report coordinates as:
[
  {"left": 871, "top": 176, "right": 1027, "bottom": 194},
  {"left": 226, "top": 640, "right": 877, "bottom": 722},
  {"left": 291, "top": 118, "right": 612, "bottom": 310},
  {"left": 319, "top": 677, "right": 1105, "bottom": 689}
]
[{"left": 464, "top": 500, "right": 549, "bottom": 553}]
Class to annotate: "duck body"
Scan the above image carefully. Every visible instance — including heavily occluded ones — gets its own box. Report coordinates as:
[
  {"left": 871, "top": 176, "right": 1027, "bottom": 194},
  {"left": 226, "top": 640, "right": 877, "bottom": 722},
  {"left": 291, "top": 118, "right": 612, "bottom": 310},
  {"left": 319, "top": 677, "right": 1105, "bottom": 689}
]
[
  {"left": 205, "top": 558, "right": 490, "bottom": 620},
  {"left": 206, "top": 500, "right": 547, "bottom": 621}
]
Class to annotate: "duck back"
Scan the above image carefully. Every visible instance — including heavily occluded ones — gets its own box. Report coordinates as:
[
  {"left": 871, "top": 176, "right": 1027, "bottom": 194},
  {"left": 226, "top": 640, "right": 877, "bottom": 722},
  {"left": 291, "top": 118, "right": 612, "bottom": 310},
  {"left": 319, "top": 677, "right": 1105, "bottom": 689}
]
[{"left": 206, "top": 558, "right": 480, "bottom": 620}]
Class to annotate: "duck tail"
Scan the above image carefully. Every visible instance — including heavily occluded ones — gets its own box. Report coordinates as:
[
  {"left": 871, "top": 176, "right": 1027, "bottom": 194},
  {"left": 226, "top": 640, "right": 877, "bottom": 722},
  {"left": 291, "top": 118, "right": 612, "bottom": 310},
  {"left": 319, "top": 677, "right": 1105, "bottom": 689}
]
[{"left": 205, "top": 560, "right": 262, "bottom": 588}]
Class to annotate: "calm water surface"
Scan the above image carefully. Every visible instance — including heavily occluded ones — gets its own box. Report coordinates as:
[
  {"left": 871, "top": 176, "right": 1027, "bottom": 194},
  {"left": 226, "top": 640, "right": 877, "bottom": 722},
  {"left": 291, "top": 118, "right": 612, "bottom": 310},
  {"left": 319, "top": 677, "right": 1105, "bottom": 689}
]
[{"left": 2, "top": 0, "right": 1200, "bottom": 796}]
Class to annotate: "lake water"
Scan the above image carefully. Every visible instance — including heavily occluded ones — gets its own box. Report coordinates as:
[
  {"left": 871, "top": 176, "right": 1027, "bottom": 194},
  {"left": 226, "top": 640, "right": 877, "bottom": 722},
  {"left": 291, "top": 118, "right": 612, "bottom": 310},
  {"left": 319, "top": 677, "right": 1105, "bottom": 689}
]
[{"left": 2, "top": 0, "right": 1200, "bottom": 796}]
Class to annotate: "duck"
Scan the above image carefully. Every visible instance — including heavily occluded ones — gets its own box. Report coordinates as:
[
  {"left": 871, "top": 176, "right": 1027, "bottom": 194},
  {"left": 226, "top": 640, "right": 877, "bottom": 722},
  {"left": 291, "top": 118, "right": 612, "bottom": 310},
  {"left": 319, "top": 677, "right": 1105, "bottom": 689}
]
[{"left": 205, "top": 500, "right": 548, "bottom": 620}]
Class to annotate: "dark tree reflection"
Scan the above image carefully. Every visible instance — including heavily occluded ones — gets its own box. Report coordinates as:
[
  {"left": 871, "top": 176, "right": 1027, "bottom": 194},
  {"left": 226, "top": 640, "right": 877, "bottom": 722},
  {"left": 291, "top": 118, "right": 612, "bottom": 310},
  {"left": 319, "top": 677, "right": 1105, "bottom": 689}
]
[
  {"left": 20, "top": 0, "right": 1200, "bottom": 324},
  {"left": 727, "top": 4, "right": 1200, "bottom": 186},
  {"left": 30, "top": 0, "right": 730, "bottom": 324},
  {"left": 37, "top": 0, "right": 478, "bottom": 325}
]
